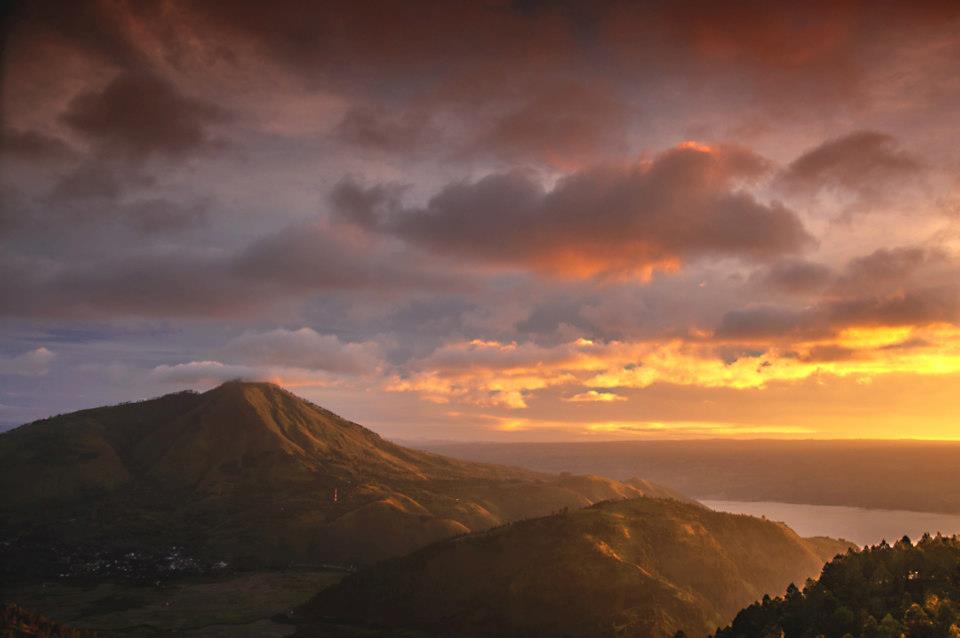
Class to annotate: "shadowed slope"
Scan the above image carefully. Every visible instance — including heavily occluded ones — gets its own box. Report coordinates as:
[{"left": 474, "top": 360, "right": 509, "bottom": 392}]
[{"left": 300, "top": 497, "right": 853, "bottom": 638}]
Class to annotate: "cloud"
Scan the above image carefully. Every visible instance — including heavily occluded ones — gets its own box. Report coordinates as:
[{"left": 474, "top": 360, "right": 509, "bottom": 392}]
[
  {"left": 755, "top": 259, "right": 833, "bottom": 295},
  {"left": 564, "top": 390, "right": 627, "bottom": 403},
  {"left": 49, "top": 163, "right": 124, "bottom": 201},
  {"left": 839, "top": 246, "right": 949, "bottom": 291},
  {"left": 389, "top": 326, "right": 960, "bottom": 409},
  {"left": 0, "top": 127, "right": 74, "bottom": 161},
  {"left": 22, "top": 156, "right": 206, "bottom": 233},
  {"left": 121, "top": 198, "right": 209, "bottom": 233},
  {"left": 340, "top": 143, "right": 812, "bottom": 278},
  {"left": 335, "top": 106, "right": 433, "bottom": 153},
  {"left": 231, "top": 221, "right": 458, "bottom": 292},
  {"left": 330, "top": 178, "right": 406, "bottom": 230},
  {"left": 0, "top": 219, "right": 460, "bottom": 319},
  {"left": 221, "top": 328, "right": 381, "bottom": 375},
  {"left": 717, "top": 289, "right": 960, "bottom": 342},
  {"left": 715, "top": 306, "right": 820, "bottom": 340},
  {"left": 0, "top": 347, "right": 55, "bottom": 376},
  {"left": 334, "top": 82, "right": 630, "bottom": 168},
  {"left": 61, "top": 71, "right": 227, "bottom": 159},
  {"left": 465, "top": 82, "right": 630, "bottom": 168},
  {"left": 149, "top": 360, "right": 337, "bottom": 387},
  {"left": 718, "top": 247, "right": 960, "bottom": 341},
  {"left": 779, "top": 131, "right": 923, "bottom": 197}
]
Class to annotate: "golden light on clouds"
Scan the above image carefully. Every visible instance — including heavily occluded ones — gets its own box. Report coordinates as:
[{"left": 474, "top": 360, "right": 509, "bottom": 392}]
[
  {"left": 565, "top": 390, "right": 628, "bottom": 403},
  {"left": 485, "top": 416, "right": 816, "bottom": 439},
  {"left": 386, "top": 324, "right": 960, "bottom": 433}
]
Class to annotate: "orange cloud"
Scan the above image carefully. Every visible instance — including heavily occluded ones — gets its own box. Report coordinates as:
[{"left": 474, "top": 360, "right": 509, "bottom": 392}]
[
  {"left": 387, "top": 324, "right": 960, "bottom": 409},
  {"left": 335, "top": 143, "right": 808, "bottom": 280}
]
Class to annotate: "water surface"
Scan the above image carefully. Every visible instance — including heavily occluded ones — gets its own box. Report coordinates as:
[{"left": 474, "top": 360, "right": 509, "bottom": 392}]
[{"left": 703, "top": 500, "right": 960, "bottom": 547}]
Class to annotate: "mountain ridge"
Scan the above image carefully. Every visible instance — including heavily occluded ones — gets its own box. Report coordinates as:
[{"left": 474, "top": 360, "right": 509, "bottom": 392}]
[{"left": 298, "top": 496, "right": 854, "bottom": 638}]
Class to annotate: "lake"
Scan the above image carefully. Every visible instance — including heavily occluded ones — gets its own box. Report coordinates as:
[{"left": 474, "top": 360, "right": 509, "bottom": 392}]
[{"left": 702, "top": 500, "right": 960, "bottom": 547}]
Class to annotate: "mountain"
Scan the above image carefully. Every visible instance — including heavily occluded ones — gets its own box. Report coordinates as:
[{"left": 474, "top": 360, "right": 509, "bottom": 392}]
[
  {"left": 0, "top": 381, "right": 684, "bottom": 579},
  {"left": 298, "top": 497, "right": 853, "bottom": 638},
  {"left": 715, "top": 534, "right": 960, "bottom": 638}
]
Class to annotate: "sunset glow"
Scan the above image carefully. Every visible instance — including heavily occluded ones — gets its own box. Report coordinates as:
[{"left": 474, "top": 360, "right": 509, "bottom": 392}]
[{"left": 2, "top": 1, "right": 959, "bottom": 442}]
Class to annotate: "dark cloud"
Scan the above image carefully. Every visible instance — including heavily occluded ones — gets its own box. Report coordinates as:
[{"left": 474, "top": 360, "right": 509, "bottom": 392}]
[
  {"left": 8, "top": 1, "right": 960, "bottom": 171},
  {"left": 231, "top": 222, "right": 455, "bottom": 292},
  {"left": 515, "top": 298, "right": 596, "bottom": 338},
  {"left": 335, "top": 106, "right": 433, "bottom": 153},
  {"left": 799, "top": 344, "right": 858, "bottom": 363},
  {"left": 5, "top": 1, "right": 161, "bottom": 71},
  {"left": 41, "top": 165, "right": 201, "bottom": 234},
  {"left": 49, "top": 164, "right": 124, "bottom": 201},
  {"left": 337, "top": 144, "right": 810, "bottom": 277},
  {"left": 825, "top": 288, "right": 959, "bottom": 328},
  {"left": 840, "top": 247, "right": 944, "bottom": 288},
  {"left": 0, "top": 220, "right": 460, "bottom": 319},
  {"left": 470, "top": 82, "right": 629, "bottom": 168},
  {"left": 123, "top": 198, "right": 209, "bottom": 234},
  {"left": 0, "top": 250, "right": 239, "bottom": 318},
  {"left": 330, "top": 178, "right": 405, "bottom": 230},
  {"left": 715, "top": 306, "right": 820, "bottom": 341},
  {"left": 0, "top": 128, "right": 73, "bottom": 161},
  {"left": 755, "top": 259, "right": 834, "bottom": 295},
  {"left": 718, "top": 246, "right": 960, "bottom": 340},
  {"left": 779, "top": 131, "right": 923, "bottom": 195},
  {"left": 714, "top": 345, "right": 767, "bottom": 365},
  {"left": 61, "top": 71, "right": 226, "bottom": 159},
  {"left": 334, "top": 82, "right": 631, "bottom": 167}
]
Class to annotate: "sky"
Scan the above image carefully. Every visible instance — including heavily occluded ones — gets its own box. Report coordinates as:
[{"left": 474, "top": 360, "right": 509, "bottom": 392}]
[{"left": 1, "top": 0, "right": 960, "bottom": 441}]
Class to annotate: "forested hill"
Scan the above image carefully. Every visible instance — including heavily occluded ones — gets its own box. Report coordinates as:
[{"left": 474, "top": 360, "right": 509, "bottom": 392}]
[{"left": 715, "top": 535, "right": 960, "bottom": 638}]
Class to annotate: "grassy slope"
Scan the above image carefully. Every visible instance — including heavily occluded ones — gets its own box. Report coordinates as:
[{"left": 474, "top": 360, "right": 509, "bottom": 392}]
[{"left": 300, "top": 497, "right": 853, "bottom": 638}]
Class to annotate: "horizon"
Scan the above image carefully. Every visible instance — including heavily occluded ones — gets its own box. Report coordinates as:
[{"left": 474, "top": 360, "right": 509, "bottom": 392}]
[
  {"left": 5, "top": 379, "right": 960, "bottom": 444},
  {"left": 3, "top": 2, "right": 960, "bottom": 442}
]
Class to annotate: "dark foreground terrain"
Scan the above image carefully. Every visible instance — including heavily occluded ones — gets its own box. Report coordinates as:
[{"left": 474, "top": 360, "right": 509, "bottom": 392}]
[
  {"left": 1, "top": 570, "right": 342, "bottom": 637},
  {"left": 715, "top": 534, "right": 960, "bottom": 638}
]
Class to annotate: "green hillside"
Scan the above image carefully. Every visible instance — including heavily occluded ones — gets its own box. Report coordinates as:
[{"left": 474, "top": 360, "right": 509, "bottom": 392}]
[
  {"left": 0, "top": 381, "right": 683, "bottom": 580},
  {"left": 715, "top": 534, "right": 960, "bottom": 638},
  {"left": 298, "top": 497, "right": 853, "bottom": 638}
]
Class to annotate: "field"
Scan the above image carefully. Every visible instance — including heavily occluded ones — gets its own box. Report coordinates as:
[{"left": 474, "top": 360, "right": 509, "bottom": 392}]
[{"left": 0, "top": 570, "right": 345, "bottom": 637}]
